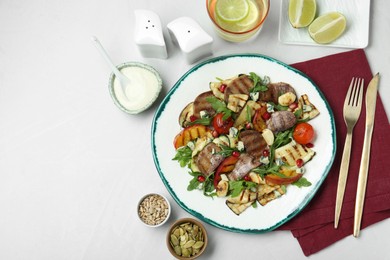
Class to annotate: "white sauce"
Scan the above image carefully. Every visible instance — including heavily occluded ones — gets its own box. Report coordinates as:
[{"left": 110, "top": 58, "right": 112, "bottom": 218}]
[{"left": 113, "top": 65, "right": 161, "bottom": 112}]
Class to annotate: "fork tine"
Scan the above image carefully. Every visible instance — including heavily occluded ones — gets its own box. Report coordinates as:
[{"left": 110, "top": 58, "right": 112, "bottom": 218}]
[
  {"left": 344, "top": 78, "right": 355, "bottom": 107},
  {"left": 356, "top": 78, "right": 364, "bottom": 108}
]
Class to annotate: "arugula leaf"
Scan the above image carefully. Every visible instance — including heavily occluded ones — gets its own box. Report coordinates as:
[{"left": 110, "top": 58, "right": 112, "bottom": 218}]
[
  {"left": 188, "top": 117, "right": 212, "bottom": 126},
  {"left": 292, "top": 177, "right": 312, "bottom": 188},
  {"left": 249, "top": 72, "right": 268, "bottom": 93},
  {"left": 206, "top": 96, "right": 232, "bottom": 120},
  {"left": 172, "top": 146, "right": 192, "bottom": 167},
  {"left": 252, "top": 164, "right": 280, "bottom": 179},
  {"left": 229, "top": 180, "right": 257, "bottom": 197},
  {"left": 268, "top": 102, "right": 288, "bottom": 111},
  {"left": 246, "top": 105, "right": 252, "bottom": 123},
  {"left": 252, "top": 130, "right": 292, "bottom": 178},
  {"left": 294, "top": 108, "right": 303, "bottom": 118},
  {"left": 273, "top": 129, "right": 293, "bottom": 149},
  {"left": 216, "top": 144, "right": 238, "bottom": 157},
  {"left": 187, "top": 171, "right": 216, "bottom": 197}
]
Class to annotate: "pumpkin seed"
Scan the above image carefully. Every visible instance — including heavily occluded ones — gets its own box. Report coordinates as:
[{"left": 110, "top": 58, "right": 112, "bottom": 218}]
[
  {"left": 182, "top": 248, "right": 190, "bottom": 257},
  {"left": 193, "top": 241, "right": 204, "bottom": 249},
  {"left": 183, "top": 240, "right": 195, "bottom": 248},
  {"left": 170, "top": 234, "right": 179, "bottom": 246},
  {"left": 174, "top": 245, "right": 182, "bottom": 256}
]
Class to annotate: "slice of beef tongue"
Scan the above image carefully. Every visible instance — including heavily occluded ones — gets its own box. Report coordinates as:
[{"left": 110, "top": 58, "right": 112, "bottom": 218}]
[
  {"left": 239, "top": 130, "right": 267, "bottom": 159},
  {"left": 196, "top": 142, "right": 225, "bottom": 176},
  {"left": 266, "top": 110, "right": 296, "bottom": 133},
  {"left": 193, "top": 91, "right": 216, "bottom": 118},
  {"left": 258, "top": 82, "right": 296, "bottom": 103},
  {"left": 227, "top": 153, "right": 260, "bottom": 181},
  {"left": 224, "top": 74, "right": 254, "bottom": 103}
]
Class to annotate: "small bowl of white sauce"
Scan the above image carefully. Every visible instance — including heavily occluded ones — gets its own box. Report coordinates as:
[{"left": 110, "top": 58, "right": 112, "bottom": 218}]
[{"left": 108, "top": 62, "right": 163, "bottom": 114}]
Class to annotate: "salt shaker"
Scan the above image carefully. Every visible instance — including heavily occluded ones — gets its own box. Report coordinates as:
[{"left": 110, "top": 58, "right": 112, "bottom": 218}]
[
  {"left": 134, "top": 9, "right": 168, "bottom": 59},
  {"left": 167, "top": 17, "right": 213, "bottom": 64}
]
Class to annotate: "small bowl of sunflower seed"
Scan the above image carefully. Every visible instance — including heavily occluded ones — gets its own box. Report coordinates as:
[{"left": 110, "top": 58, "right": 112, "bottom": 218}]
[
  {"left": 166, "top": 218, "right": 208, "bottom": 259},
  {"left": 137, "top": 193, "right": 171, "bottom": 227}
]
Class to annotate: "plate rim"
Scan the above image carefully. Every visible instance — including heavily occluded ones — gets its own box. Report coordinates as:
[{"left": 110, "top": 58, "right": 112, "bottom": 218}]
[{"left": 151, "top": 53, "right": 337, "bottom": 233}]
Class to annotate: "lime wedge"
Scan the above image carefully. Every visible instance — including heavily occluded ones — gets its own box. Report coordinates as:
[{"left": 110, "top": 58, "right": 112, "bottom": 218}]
[
  {"left": 308, "top": 12, "right": 346, "bottom": 44},
  {"left": 288, "top": 0, "right": 316, "bottom": 28},
  {"left": 216, "top": 0, "right": 250, "bottom": 23}
]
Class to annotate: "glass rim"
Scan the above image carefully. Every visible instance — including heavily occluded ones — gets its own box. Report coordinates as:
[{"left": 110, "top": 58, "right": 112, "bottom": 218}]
[{"left": 206, "top": 0, "right": 270, "bottom": 35}]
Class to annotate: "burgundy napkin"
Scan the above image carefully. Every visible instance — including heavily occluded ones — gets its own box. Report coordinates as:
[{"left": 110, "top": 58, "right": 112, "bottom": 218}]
[{"left": 276, "top": 49, "right": 390, "bottom": 256}]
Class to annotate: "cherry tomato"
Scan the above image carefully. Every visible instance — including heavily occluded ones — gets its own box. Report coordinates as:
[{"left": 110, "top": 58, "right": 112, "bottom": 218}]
[
  {"left": 212, "top": 113, "right": 234, "bottom": 135},
  {"left": 293, "top": 122, "right": 315, "bottom": 144}
]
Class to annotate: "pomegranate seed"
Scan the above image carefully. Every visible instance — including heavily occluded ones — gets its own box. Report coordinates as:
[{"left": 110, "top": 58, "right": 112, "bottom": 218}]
[
  {"left": 243, "top": 175, "right": 251, "bottom": 181},
  {"left": 232, "top": 151, "right": 240, "bottom": 157},
  {"left": 245, "top": 122, "right": 252, "bottom": 129},
  {"left": 289, "top": 102, "right": 298, "bottom": 110},
  {"left": 219, "top": 84, "right": 227, "bottom": 93},
  {"left": 262, "top": 112, "right": 271, "bottom": 120},
  {"left": 212, "top": 130, "right": 219, "bottom": 138},
  {"left": 190, "top": 115, "right": 197, "bottom": 122},
  {"left": 296, "top": 159, "right": 304, "bottom": 168},
  {"left": 262, "top": 149, "right": 269, "bottom": 157},
  {"left": 197, "top": 175, "right": 205, "bottom": 182},
  {"left": 306, "top": 143, "right": 314, "bottom": 148}
]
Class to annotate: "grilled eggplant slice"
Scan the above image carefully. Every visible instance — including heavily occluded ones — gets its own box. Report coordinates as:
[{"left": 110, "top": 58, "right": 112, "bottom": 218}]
[
  {"left": 179, "top": 102, "right": 194, "bottom": 127},
  {"left": 227, "top": 189, "right": 257, "bottom": 204},
  {"left": 298, "top": 94, "right": 320, "bottom": 120},
  {"left": 226, "top": 201, "right": 254, "bottom": 215},
  {"left": 275, "top": 141, "right": 315, "bottom": 167}
]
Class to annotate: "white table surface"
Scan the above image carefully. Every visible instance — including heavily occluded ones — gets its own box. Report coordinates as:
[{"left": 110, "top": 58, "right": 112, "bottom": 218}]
[{"left": 1, "top": 1, "right": 389, "bottom": 259}]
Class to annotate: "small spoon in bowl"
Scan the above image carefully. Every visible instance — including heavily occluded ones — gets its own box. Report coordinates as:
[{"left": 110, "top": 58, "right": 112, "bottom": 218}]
[{"left": 91, "top": 36, "right": 138, "bottom": 100}]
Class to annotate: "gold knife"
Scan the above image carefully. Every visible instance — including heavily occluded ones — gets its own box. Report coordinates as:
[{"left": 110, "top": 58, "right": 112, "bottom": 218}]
[{"left": 353, "top": 73, "right": 380, "bottom": 237}]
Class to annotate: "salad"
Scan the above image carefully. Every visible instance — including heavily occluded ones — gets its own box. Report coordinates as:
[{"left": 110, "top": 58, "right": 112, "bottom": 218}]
[{"left": 172, "top": 72, "right": 320, "bottom": 215}]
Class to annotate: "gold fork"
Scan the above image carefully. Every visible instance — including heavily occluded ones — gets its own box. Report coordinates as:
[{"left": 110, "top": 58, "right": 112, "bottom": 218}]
[{"left": 334, "top": 77, "right": 364, "bottom": 229}]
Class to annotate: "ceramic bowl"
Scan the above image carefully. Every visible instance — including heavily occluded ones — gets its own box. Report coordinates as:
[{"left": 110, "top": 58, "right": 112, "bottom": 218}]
[
  {"left": 137, "top": 193, "right": 171, "bottom": 227},
  {"left": 166, "top": 218, "right": 208, "bottom": 259},
  {"left": 108, "top": 62, "right": 162, "bottom": 114}
]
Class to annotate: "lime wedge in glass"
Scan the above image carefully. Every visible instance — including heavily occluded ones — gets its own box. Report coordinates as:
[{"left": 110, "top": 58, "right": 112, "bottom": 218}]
[{"left": 216, "top": 0, "right": 250, "bottom": 23}]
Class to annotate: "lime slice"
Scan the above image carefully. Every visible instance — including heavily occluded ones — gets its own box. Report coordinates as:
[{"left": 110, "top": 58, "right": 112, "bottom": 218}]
[
  {"left": 308, "top": 12, "right": 346, "bottom": 44},
  {"left": 216, "top": 0, "right": 250, "bottom": 22},
  {"left": 236, "top": 0, "right": 260, "bottom": 28},
  {"left": 288, "top": 0, "right": 316, "bottom": 28}
]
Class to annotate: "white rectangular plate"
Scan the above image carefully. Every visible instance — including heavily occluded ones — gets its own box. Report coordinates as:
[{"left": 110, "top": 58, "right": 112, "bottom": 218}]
[{"left": 279, "top": 0, "right": 370, "bottom": 48}]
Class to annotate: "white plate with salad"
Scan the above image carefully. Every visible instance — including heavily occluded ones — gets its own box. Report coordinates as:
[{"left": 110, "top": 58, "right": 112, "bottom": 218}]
[{"left": 151, "top": 54, "right": 336, "bottom": 233}]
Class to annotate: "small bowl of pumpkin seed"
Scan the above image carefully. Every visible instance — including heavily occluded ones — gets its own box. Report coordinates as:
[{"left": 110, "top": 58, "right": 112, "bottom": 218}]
[
  {"left": 166, "top": 218, "right": 208, "bottom": 259},
  {"left": 137, "top": 193, "right": 171, "bottom": 227}
]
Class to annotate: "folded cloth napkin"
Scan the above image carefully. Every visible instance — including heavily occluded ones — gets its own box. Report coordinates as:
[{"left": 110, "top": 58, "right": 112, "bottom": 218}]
[{"left": 276, "top": 49, "right": 390, "bottom": 256}]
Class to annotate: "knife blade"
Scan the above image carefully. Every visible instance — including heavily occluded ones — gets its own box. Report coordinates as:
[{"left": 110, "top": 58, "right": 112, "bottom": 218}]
[{"left": 353, "top": 73, "right": 380, "bottom": 237}]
